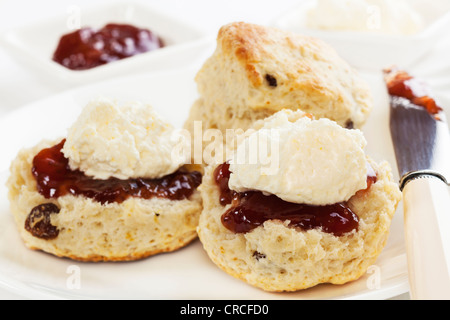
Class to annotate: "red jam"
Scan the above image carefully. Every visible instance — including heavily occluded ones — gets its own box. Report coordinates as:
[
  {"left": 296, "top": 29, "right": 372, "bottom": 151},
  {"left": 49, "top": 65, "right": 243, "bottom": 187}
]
[
  {"left": 384, "top": 68, "right": 443, "bottom": 115},
  {"left": 52, "top": 23, "right": 164, "bottom": 70},
  {"left": 32, "top": 140, "right": 201, "bottom": 205},
  {"left": 214, "top": 162, "right": 237, "bottom": 206},
  {"left": 214, "top": 163, "right": 377, "bottom": 236}
]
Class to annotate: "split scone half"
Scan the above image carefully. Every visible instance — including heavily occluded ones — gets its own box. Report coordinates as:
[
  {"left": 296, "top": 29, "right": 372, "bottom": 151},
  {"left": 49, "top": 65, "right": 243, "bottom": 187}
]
[
  {"left": 185, "top": 22, "right": 373, "bottom": 135},
  {"left": 197, "top": 110, "right": 401, "bottom": 292},
  {"left": 7, "top": 98, "right": 202, "bottom": 262}
]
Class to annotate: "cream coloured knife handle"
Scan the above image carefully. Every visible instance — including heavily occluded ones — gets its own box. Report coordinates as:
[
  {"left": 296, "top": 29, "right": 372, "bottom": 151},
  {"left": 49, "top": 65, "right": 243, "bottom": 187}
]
[{"left": 403, "top": 176, "right": 450, "bottom": 300}]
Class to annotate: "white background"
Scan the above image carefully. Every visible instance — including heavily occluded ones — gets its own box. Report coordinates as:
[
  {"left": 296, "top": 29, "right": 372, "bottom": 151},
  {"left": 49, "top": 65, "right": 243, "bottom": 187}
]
[{"left": 1, "top": 0, "right": 449, "bottom": 300}]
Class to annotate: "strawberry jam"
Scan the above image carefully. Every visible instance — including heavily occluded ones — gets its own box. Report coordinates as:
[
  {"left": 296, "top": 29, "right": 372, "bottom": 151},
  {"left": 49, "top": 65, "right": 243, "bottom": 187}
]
[
  {"left": 32, "top": 140, "right": 201, "bottom": 205},
  {"left": 384, "top": 68, "right": 443, "bottom": 115},
  {"left": 214, "top": 163, "right": 377, "bottom": 236},
  {"left": 53, "top": 23, "right": 164, "bottom": 70}
]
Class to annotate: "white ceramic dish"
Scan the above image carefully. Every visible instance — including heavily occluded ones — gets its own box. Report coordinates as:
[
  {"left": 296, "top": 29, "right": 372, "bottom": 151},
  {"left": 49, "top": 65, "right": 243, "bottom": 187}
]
[
  {"left": 0, "top": 64, "right": 413, "bottom": 300},
  {"left": 0, "top": 2, "right": 212, "bottom": 86},
  {"left": 271, "top": 0, "right": 450, "bottom": 70}
]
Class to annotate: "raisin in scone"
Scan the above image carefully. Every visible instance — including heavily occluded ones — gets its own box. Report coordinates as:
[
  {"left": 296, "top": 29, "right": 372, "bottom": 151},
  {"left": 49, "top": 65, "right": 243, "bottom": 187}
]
[
  {"left": 7, "top": 98, "right": 202, "bottom": 262},
  {"left": 184, "top": 22, "right": 373, "bottom": 135},
  {"left": 197, "top": 110, "right": 401, "bottom": 292}
]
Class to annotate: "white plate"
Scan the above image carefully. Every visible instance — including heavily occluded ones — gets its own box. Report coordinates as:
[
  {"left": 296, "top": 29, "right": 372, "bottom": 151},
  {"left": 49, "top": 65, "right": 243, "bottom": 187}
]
[
  {"left": 0, "top": 64, "right": 412, "bottom": 300},
  {"left": 271, "top": 0, "right": 450, "bottom": 70},
  {"left": 0, "top": 2, "right": 212, "bottom": 87}
]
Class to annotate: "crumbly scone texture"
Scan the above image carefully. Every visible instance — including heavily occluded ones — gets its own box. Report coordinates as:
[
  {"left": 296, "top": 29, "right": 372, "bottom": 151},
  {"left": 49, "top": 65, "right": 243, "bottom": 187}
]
[
  {"left": 184, "top": 22, "right": 373, "bottom": 134},
  {"left": 197, "top": 159, "right": 401, "bottom": 292},
  {"left": 7, "top": 140, "right": 202, "bottom": 262}
]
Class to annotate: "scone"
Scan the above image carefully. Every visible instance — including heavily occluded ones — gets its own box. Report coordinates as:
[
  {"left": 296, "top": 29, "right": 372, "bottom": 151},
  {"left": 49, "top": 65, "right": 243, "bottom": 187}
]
[
  {"left": 7, "top": 98, "right": 202, "bottom": 262},
  {"left": 197, "top": 110, "right": 401, "bottom": 292},
  {"left": 184, "top": 22, "right": 373, "bottom": 135}
]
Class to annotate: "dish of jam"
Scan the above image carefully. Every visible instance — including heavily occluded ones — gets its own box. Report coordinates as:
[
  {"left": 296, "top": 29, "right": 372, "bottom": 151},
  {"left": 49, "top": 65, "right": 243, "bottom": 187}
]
[
  {"left": 214, "top": 163, "right": 377, "bottom": 236},
  {"left": 52, "top": 23, "right": 164, "bottom": 70},
  {"left": 32, "top": 140, "right": 201, "bottom": 205}
]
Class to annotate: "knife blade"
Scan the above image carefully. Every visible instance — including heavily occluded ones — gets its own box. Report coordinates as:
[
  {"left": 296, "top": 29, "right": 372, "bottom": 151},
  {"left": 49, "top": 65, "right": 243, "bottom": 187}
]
[
  {"left": 386, "top": 67, "right": 450, "bottom": 189},
  {"left": 390, "top": 97, "right": 450, "bottom": 190},
  {"left": 385, "top": 68, "right": 450, "bottom": 300}
]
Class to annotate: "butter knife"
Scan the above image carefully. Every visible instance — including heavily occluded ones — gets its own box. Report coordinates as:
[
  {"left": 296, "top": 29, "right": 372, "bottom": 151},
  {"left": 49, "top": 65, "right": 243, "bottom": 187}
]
[{"left": 385, "top": 68, "right": 450, "bottom": 300}]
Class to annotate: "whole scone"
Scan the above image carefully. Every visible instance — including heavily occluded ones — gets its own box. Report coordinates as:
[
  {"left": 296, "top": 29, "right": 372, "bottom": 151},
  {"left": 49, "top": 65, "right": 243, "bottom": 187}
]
[
  {"left": 197, "top": 110, "right": 401, "bottom": 292},
  {"left": 185, "top": 22, "right": 373, "bottom": 134}
]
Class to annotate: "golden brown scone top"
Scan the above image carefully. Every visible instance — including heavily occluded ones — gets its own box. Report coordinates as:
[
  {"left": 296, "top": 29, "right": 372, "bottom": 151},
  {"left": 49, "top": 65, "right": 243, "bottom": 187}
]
[
  {"left": 195, "top": 22, "right": 373, "bottom": 129},
  {"left": 217, "top": 21, "right": 331, "bottom": 88}
]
